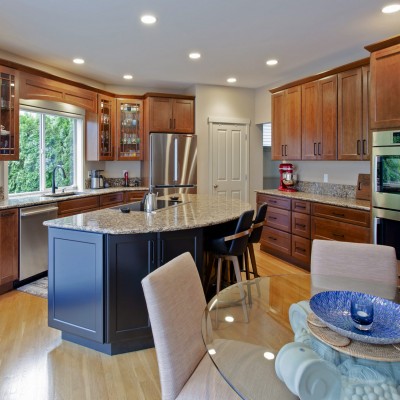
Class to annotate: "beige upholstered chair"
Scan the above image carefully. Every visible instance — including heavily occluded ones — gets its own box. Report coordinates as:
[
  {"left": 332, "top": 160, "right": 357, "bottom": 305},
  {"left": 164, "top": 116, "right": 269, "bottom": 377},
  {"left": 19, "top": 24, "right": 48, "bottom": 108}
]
[
  {"left": 141, "top": 252, "right": 241, "bottom": 400},
  {"left": 310, "top": 239, "right": 398, "bottom": 298}
]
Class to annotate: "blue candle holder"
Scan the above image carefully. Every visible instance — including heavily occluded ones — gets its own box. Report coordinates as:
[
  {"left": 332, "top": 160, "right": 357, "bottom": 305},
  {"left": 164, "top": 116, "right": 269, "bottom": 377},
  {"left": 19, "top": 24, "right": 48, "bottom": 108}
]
[{"left": 351, "top": 297, "right": 374, "bottom": 331}]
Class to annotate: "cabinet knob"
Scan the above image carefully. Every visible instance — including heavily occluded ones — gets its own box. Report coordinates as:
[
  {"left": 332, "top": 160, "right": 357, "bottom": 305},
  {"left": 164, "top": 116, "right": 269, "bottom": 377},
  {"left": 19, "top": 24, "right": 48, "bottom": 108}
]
[{"left": 213, "top": 184, "right": 218, "bottom": 189}]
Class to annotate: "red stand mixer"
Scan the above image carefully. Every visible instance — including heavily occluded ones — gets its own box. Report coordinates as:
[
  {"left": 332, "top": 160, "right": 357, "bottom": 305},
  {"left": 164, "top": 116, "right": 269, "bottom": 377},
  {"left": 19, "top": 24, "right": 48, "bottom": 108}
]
[{"left": 278, "top": 162, "right": 297, "bottom": 192}]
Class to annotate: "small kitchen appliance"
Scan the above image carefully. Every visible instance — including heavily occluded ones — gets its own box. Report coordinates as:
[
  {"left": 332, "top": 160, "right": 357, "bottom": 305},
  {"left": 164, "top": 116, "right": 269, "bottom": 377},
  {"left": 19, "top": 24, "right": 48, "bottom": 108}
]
[
  {"left": 278, "top": 162, "right": 297, "bottom": 192},
  {"left": 90, "top": 169, "right": 104, "bottom": 189}
]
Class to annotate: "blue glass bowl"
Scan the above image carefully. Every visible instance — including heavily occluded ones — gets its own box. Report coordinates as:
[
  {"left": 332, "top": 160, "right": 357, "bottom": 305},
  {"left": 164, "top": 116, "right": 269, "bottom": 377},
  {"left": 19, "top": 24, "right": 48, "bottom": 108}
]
[{"left": 309, "top": 291, "right": 400, "bottom": 344}]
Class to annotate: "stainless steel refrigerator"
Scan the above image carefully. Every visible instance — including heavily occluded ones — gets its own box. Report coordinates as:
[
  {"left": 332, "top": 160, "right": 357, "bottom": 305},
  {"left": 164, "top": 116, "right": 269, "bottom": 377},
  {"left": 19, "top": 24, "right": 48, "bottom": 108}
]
[{"left": 150, "top": 133, "right": 197, "bottom": 196}]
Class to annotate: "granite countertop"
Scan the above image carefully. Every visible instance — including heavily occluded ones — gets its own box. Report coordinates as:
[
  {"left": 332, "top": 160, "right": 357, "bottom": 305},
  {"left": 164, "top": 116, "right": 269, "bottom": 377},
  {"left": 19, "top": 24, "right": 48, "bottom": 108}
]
[
  {"left": 0, "top": 187, "right": 149, "bottom": 210},
  {"left": 43, "top": 194, "right": 253, "bottom": 234},
  {"left": 256, "top": 189, "right": 370, "bottom": 211}
]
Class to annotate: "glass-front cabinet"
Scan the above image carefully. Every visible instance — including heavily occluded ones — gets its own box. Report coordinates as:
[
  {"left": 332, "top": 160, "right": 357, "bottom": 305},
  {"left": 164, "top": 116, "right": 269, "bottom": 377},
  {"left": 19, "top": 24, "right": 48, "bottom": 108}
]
[
  {"left": 0, "top": 67, "right": 19, "bottom": 160},
  {"left": 98, "top": 95, "right": 115, "bottom": 160},
  {"left": 116, "top": 99, "right": 143, "bottom": 160}
]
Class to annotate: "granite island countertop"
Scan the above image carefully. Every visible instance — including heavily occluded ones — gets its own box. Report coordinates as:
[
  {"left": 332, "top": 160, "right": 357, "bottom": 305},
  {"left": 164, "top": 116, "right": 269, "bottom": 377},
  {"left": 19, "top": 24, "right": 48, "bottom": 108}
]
[
  {"left": 256, "top": 189, "right": 370, "bottom": 211},
  {"left": 43, "top": 194, "right": 253, "bottom": 234},
  {"left": 0, "top": 187, "right": 149, "bottom": 210}
]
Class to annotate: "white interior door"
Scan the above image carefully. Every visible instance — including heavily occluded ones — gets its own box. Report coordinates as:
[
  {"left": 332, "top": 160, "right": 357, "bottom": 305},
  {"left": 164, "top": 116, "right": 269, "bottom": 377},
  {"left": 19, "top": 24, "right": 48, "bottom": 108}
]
[{"left": 210, "top": 120, "right": 249, "bottom": 201}]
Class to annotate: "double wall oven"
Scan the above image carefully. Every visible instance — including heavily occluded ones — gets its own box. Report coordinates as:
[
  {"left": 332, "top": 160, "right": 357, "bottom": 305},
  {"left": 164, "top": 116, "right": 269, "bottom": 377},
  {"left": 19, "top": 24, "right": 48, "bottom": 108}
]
[{"left": 372, "top": 130, "right": 400, "bottom": 260}]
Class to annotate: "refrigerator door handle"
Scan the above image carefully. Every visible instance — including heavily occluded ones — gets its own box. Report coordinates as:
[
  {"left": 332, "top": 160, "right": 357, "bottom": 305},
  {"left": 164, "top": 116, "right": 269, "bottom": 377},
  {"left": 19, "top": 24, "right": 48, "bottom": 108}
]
[{"left": 174, "top": 137, "right": 178, "bottom": 183}]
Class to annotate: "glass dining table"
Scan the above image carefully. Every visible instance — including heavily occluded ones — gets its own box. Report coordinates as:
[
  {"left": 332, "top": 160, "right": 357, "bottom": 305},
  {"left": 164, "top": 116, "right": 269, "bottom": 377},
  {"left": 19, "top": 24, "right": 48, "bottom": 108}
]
[{"left": 201, "top": 274, "right": 400, "bottom": 400}]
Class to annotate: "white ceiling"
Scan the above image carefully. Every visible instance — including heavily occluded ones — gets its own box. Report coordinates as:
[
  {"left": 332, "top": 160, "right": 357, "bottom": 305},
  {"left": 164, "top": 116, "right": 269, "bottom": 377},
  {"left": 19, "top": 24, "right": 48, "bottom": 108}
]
[{"left": 0, "top": 0, "right": 399, "bottom": 91}]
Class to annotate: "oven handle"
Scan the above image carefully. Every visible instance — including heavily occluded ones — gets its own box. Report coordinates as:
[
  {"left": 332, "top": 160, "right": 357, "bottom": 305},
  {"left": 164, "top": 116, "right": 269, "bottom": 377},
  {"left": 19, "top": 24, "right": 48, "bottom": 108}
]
[
  {"left": 373, "top": 216, "right": 381, "bottom": 245},
  {"left": 375, "top": 155, "right": 382, "bottom": 192}
]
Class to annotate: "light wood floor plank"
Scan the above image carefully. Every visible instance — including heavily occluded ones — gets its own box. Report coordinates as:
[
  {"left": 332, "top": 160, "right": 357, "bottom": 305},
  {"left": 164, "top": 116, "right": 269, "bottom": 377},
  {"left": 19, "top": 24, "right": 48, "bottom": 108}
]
[{"left": 0, "top": 246, "right": 302, "bottom": 400}]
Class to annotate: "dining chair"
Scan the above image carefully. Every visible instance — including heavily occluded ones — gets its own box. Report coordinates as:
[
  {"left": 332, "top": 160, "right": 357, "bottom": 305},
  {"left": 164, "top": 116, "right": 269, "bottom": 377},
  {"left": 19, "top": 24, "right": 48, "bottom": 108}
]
[
  {"left": 310, "top": 239, "right": 398, "bottom": 298},
  {"left": 141, "top": 252, "right": 241, "bottom": 400}
]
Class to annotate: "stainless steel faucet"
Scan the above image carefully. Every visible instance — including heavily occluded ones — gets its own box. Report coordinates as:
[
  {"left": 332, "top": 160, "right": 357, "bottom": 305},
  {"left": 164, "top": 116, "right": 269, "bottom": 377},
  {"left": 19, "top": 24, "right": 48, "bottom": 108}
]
[{"left": 52, "top": 165, "right": 66, "bottom": 193}]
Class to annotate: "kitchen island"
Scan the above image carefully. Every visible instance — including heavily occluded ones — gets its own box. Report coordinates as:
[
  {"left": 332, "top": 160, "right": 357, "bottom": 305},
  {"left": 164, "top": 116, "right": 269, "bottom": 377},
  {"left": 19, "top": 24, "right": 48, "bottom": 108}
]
[{"left": 44, "top": 194, "right": 252, "bottom": 355}]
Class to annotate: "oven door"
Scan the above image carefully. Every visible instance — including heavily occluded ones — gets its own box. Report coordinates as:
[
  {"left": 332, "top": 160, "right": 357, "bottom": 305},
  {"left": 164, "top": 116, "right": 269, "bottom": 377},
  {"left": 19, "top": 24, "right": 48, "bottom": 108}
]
[
  {"left": 372, "top": 146, "right": 400, "bottom": 210},
  {"left": 373, "top": 207, "right": 400, "bottom": 260}
]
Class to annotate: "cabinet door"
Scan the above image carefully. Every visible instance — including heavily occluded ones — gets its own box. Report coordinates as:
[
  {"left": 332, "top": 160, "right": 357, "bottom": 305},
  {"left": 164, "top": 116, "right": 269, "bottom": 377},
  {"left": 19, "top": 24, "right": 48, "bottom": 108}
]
[
  {"left": 0, "top": 209, "right": 18, "bottom": 286},
  {"left": 285, "top": 86, "right": 302, "bottom": 160},
  {"left": 318, "top": 75, "right": 337, "bottom": 160},
  {"left": 116, "top": 99, "right": 143, "bottom": 160},
  {"left": 148, "top": 97, "right": 173, "bottom": 132},
  {"left": 369, "top": 43, "right": 400, "bottom": 129},
  {"left": 0, "top": 67, "right": 19, "bottom": 160},
  {"left": 362, "top": 65, "right": 370, "bottom": 160},
  {"left": 271, "top": 91, "right": 285, "bottom": 160},
  {"left": 338, "top": 68, "right": 363, "bottom": 160},
  {"left": 301, "top": 81, "right": 319, "bottom": 160},
  {"left": 106, "top": 233, "right": 157, "bottom": 343},
  {"left": 172, "top": 99, "right": 194, "bottom": 133}
]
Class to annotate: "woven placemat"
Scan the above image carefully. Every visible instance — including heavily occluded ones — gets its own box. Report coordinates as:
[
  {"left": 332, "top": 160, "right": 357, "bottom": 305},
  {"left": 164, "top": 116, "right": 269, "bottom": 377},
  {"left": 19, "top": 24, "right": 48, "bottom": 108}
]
[
  {"left": 308, "top": 321, "right": 400, "bottom": 361},
  {"left": 307, "top": 312, "right": 327, "bottom": 328}
]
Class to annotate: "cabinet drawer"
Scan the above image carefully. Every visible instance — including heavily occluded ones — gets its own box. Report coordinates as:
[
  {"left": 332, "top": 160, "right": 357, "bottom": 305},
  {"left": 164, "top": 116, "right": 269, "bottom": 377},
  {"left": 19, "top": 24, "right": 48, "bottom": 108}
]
[
  {"left": 266, "top": 207, "right": 291, "bottom": 233},
  {"left": 311, "top": 203, "right": 370, "bottom": 227},
  {"left": 311, "top": 217, "right": 370, "bottom": 243},
  {"left": 260, "top": 226, "right": 291, "bottom": 255},
  {"left": 124, "top": 191, "right": 146, "bottom": 203},
  {"left": 291, "top": 235, "right": 311, "bottom": 266},
  {"left": 99, "top": 192, "right": 124, "bottom": 207},
  {"left": 257, "top": 194, "right": 291, "bottom": 210},
  {"left": 292, "top": 200, "right": 310, "bottom": 214},
  {"left": 58, "top": 196, "right": 99, "bottom": 216},
  {"left": 292, "top": 212, "right": 311, "bottom": 238}
]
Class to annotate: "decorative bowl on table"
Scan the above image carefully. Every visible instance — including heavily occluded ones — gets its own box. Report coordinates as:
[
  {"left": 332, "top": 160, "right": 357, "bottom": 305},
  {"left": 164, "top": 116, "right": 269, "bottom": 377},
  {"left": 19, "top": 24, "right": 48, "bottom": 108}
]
[{"left": 309, "top": 291, "right": 400, "bottom": 345}]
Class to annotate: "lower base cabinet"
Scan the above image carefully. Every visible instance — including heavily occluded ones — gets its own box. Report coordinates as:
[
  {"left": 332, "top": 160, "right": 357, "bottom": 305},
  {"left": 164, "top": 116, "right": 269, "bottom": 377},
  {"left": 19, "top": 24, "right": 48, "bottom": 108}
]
[{"left": 48, "top": 227, "right": 203, "bottom": 355}]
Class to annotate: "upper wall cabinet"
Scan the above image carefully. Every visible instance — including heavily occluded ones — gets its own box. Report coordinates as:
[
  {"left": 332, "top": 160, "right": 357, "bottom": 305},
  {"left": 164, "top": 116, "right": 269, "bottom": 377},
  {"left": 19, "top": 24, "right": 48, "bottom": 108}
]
[
  {"left": 271, "top": 86, "right": 302, "bottom": 160},
  {"left": 337, "top": 67, "right": 369, "bottom": 160},
  {"left": 0, "top": 67, "right": 19, "bottom": 160},
  {"left": 301, "top": 75, "right": 337, "bottom": 160},
  {"left": 19, "top": 72, "right": 97, "bottom": 113},
  {"left": 366, "top": 37, "right": 400, "bottom": 130},
  {"left": 145, "top": 96, "right": 194, "bottom": 133},
  {"left": 86, "top": 94, "right": 116, "bottom": 161}
]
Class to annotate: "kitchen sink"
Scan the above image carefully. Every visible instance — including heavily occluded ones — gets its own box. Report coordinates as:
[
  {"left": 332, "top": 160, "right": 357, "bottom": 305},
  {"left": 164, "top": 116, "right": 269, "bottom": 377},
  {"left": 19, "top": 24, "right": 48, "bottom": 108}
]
[
  {"left": 113, "top": 199, "right": 184, "bottom": 213},
  {"left": 43, "top": 191, "right": 84, "bottom": 198}
]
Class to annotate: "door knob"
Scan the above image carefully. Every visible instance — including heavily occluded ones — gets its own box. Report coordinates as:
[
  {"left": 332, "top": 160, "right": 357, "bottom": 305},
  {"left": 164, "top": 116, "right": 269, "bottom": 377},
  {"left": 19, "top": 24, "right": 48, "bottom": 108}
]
[{"left": 213, "top": 184, "right": 218, "bottom": 188}]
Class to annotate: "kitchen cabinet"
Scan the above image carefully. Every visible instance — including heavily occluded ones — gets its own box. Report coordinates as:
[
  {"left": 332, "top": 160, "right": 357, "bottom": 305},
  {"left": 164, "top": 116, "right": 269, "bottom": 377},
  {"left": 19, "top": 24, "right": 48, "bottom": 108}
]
[
  {"left": 86, "top": 95, "right": 116, "bottom": 161},
  {"left": 124, "top": 190, "right": 146, "bottom": 203},
  {"left": 99, "top": 192, "right": 124, "bottom": 209},
  {"left": 0, "top": 208, "right": 19, "bottom": 292},
  {"left": 145, "top": 95, "right": 194, "bottom": 133},
  {"left": 366, "top": 38, "right": 400, "bottom": 129},
  {"left": 0, "top": 67, "right": 19, "bottom": 160},
  {"left": 337, "top": 67, "right": 369, "bottom": 160},
  {"left": 116, "top": 99, "right": 143, "bottom": 161},
  {"left": 271, "top": 86, "right": 301, "bottom": 160},
  {"left": 57, "top": 196, "right": 100, "bottom": 217},
  {"left": 301, "top": 75, "right": 337, "bottom": 160}
]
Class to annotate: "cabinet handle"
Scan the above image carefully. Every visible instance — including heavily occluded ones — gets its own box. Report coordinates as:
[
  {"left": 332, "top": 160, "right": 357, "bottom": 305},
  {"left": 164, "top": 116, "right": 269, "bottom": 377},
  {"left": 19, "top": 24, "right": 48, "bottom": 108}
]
[
  {"left": 295, "top": 223, "right": 306, "bottom": 228},
  {"left": 318, "top": 142, "right": 321, "bottom": 156},
  {"left": 268, "top": 216, "right": 277, "bottom": 220},
  {"left": 332, "top": 212, "right": 345, "bottom": 217},
  {"left": 285, "top": 144, "right": 288, "bottom": 156},
  {"left": 314, "top": 142, "right": 317, "bottom": 156},
  {"left": 160, "top": 240, "right": 164, "bottom": 264},
  {"left": 357, "top": 140, "right": 361, "bottom": 155},
  {"left": 362, "top": 139, "right": 367, "bottom": 155},
  {"left": 295, "top": 205, "right": 306, "bottom": 209},
  {"left": 295, "top": 246, "right": 306, "bottom": 253},
  {"left": 269, "top": 200, "right": 277, "bottom": 204},
  {"left": 268, "top": 236, "right": 277, "bottom": 241},
  {"left": 281, "top": 145, "right": 284, "bottom": 157},
  {"left": 332, "top": 233, "right": 345, "bottom": 238},
  {"left": 0, "top": 212, "right": 15, "bottom": 217},
  {"left": 169, "top": 119, "right": 172, "bottom": 129}
]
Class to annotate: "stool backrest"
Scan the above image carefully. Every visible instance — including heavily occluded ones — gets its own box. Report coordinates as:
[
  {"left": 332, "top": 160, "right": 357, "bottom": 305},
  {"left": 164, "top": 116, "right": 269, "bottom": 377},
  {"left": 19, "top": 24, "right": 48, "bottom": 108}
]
[
  {"left": 226, "top": 209, "right": 254, "bottom": 256},
  {"left": 249, "top": 203, "right": 268, "bottom": 244}
]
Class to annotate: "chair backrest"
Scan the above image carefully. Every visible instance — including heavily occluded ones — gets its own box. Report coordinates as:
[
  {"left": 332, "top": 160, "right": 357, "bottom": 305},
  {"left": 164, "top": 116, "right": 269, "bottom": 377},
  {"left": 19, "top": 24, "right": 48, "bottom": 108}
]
[
  {"left": 227, "top": 209, "right": 255, "bottom": 255},
  {"left": 311, "top": 239, "right": 398, "bottom": 285},
  {"left": 141, "top": 252, "right": 207, "bottom": 400},
  {"left": 248, "top": 203, "right": 268, "bottom": 244}
]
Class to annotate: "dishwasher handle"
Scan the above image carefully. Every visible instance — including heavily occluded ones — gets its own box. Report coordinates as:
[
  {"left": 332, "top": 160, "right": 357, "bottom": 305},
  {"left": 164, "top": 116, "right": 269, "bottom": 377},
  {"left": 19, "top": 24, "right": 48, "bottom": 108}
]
[{"left": 20, "top": 206, "right": 59, "bottom": 217}]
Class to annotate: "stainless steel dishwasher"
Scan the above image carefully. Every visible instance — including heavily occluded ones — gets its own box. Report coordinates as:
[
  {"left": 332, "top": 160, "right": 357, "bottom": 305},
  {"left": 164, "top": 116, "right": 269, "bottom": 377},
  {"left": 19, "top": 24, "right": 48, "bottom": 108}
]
[{"left": 19, "top": 203, "right": 59, "bottom": 281}]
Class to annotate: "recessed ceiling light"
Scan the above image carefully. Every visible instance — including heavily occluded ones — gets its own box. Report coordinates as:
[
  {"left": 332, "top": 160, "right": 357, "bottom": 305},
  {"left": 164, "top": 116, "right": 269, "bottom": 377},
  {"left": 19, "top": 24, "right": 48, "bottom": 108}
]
[
  {"left": 382, "top": 4, "right": 400, "bottom": 13},
  {"left": 141, "top": 15, "right": 157, "bottom": 24},
  {"left": 227, "top": 77, "right": 237, "bottom": 83},
  {"left": 266, "top": 59, "right": 278, "bottom": 66},
  {"left": 73, "top": 58, "right": 85, "bottom": 64},
  {"left": 189, "top": 52, "right": 201, "bottom": 60},
  {"left": 123, "top": 74, "right": 133, "bottom": 80}
]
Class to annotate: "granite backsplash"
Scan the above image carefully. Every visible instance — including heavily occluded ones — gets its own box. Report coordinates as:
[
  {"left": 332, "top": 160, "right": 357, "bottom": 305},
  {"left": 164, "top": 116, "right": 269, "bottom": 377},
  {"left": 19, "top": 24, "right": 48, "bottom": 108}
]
[{"left": 295, "top": 181, "right": 356, "bottom": 198}]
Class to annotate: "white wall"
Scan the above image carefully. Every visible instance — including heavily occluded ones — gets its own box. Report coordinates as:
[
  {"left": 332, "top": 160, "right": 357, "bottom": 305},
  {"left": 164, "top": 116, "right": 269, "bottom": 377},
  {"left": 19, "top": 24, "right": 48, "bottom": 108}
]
[
  {"left": 255, "top": 86, "right": 272, "bottom": 124},
  {"left": 192, "top": 84, "right": 262, "bottom": 208}
]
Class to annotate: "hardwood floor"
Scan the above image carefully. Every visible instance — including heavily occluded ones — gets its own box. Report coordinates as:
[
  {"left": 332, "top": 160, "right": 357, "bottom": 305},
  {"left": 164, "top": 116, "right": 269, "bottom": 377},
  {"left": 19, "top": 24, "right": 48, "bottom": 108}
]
[{"left": 0, "top": 245, "right": 304, "bottom": 400}]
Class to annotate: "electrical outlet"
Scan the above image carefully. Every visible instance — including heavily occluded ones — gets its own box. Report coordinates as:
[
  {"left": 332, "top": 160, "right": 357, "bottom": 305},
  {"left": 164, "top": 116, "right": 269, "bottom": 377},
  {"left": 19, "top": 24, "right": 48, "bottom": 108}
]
[
  {"left": 88, "top": 171, "right": 91, "bottom": 178},
  {"left": 323, "top": 173, "right": 328, "bottom": 183}
]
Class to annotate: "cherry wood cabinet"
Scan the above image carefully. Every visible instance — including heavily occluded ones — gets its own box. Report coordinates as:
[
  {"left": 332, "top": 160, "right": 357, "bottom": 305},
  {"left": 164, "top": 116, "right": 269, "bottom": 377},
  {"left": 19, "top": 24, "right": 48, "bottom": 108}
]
[
  {"left": 271, "top": 87, "right": 301, "bottom": 160},
  {"left": 0, "top": 67, "right": 19, "bottom": 160},
  {"left": 366, "top": 39, "right": 400, "bottom": 129},
  {"left": 301, "top": 76, "right": 337, "bottom": 160},
  {"left": 0, "top": 208, "right": 19, "bottom": 291},
  {"left": 116, "top": 99, "right": 143, "bottom": 161},
  {"left": 145, "top": 95, "right": 194, "bottom": 134},
  {"left": 86, "top": 94, "right": 116, "bottom": 161},
  {"left": 57, "top": 196, "right": 100, "bottom": 217},
  {"left": 337, "top": 67, "right": 369, "bottom": 160},
  {"left": 124, "top": 190, "right": 146, "bottom": 203},
  {"left": 99, "top": 192, "right": 124, "bottom": 209}
]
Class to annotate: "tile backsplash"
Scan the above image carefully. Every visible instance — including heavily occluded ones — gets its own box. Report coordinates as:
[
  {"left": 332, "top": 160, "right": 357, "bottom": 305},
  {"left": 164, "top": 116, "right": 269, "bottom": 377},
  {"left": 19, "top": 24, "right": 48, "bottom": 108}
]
[
  {"left": 296, "top": 181, "right": 356, "bottom": 198},
  {"left": 85, "top": 177, "right": 142, "bottom": 189}
]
